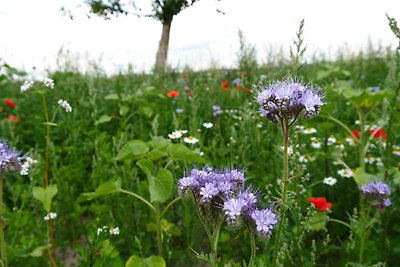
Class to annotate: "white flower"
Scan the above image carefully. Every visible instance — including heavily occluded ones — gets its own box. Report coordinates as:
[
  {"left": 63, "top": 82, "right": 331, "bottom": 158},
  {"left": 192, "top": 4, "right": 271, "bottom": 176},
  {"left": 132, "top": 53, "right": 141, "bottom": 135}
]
[
  {"left": 20, "top": 156, "right": 38, "bottom": 175},
  {"left": 338, "top": 168, "right": 354, "bottom": 178},
  {"left": 44, "top": 212, "right": 57, "bottom": 221},
  {"left": 168, "top": 130, "right": 183, "bottom": 139},
  {"left": 345, "top": 137, "right": 356, "bottom": 146},
  {"left": 280, "top": 146, "right": 294, "bottom": 155},
  {"left": 327, "top": 136, "right": 336, "bottom": 145},
  {"left": 202, "top": 122, "right": 213, "bottom": 128},
  {"left": 332, "top": 159, "right": 342, "bottom": 165},
  {"left": 393, "top": 146, "right": 400, "bottom": 156},
  {"left": 109, "top": 227, "right": 120, "bottom": 235},
  {"left": 43, "top": 78, "right": 55, "bottom": 89},
  {"left": 303, "top": 127, "right": 317, "bottom": 134},
  {"left": 183, "top": 136, "right": 199, "bottom": 144},
  {"left": 178, "top": 129, "right": 188, "bottom": 134},
  {"left": 256, "top": 122, "right": 263, "bottom": 128},
  {"left": 323, "top": 177, "right": 337, "bottom": 186},
  {"left": 311, "top": 138, "right": 321, "bottom": 149},
  {"left": 20, "top": 80, "right": 34, "bottom": 92},
  {"left": 58, "top": 99, "right": 72, "bottom": 112},
  {"left": 335, "top": 141, "right": 345, "bottom": 150},
  {"left": 299, "top": 154, "right": 308, "bottom": 163}
]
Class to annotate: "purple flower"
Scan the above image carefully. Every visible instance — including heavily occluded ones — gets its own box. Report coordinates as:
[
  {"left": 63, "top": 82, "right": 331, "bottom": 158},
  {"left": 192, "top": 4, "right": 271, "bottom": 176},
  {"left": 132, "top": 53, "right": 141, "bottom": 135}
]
[
  {"left": 212, "top": 105, "right": 222, "bottom": 117},
  {"left": 0, "top": 140, "right": 23, "bottom": 173},
  {"left": 175, "top": 108, "right": 184, "bottom": 113},
  {"left": 225, "top": 169, "right": 245, "bottom": 186},
  {"left": 200, "top": 183, "right": 219, "bottom": 203},
  {"left": 218, "top": 181, "right": 233, "bottom": 196},
  {"left": 360, "top": 181, "right": 391, "bottom": 208},
  {"left": 250, "top": 208, "right": 278, "bottom": 237},
  {"left": 238, "top": 189, "right": 258, "bottom": 209},
  {"left": 178, "top": 176, "right": 199, "bottom": 195},
  {"left": 256, "top": 78, "right": 323, "bottom": 123},
  {"left": 223, "top": 197, "right": 246, "bottom": 224}
]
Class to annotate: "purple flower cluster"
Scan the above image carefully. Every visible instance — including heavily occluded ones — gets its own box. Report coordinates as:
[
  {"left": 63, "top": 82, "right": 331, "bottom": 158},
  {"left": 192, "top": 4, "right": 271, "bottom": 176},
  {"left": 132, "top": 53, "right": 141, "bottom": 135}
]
[
  {"left": 0, "top": 140, "right": 23, "bottom": 173},
  {"left": 360, "top": 181, "right": 392, "bottom": 208},
  {"left": 212, "top": 105, "right": 222, "bottom": 117},
  {"left": 256, "top": 78, "right": 323, "bottom": 123},
  {"left": 178, "top": 168, "right": 278, "bottom": 237}
]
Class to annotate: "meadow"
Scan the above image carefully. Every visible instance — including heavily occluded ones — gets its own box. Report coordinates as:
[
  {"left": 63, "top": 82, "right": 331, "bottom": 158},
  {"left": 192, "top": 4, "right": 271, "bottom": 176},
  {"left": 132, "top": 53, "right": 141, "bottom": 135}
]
[{"left": 0, "top": 19, "right": 399, "bottom": 267}]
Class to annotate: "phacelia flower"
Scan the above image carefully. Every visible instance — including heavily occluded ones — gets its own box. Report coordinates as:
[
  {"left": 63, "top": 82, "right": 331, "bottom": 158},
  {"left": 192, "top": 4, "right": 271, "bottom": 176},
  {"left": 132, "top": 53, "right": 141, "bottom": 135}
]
[
  {"left": 200, "top": 183, "right": 219, "bottom": 202},
  {"left": 256, "top": 78, "right": 323, "bottom": 123},
  {"left": 167, "top": 90, "right": 179, "bottom": 98},
  {"left": 0, "top": 140, "right": 23, "bottom": 173},
  {"left": 223, "top": 197, "right": 246, "bottom": 224},
  {"left": 323, "top": 177, "right": 337, "bottom": 186},
  {"left": 4, "top": 99, "right": 16, "bottom": 108},
  {"left": 308, "top": 197, "right": 332, "bottom": 212},
  {"left": 360, "top": 181, "right": 391, "bottom": 208},
  {"left": 58, "top": 99, "right": 72, "bottom": 112},
  {"left": 212, "top": 105, "right": 222, "bottom": 117},
  {"left": 250, "top": 208, "right": 278, "bottom": 237}
]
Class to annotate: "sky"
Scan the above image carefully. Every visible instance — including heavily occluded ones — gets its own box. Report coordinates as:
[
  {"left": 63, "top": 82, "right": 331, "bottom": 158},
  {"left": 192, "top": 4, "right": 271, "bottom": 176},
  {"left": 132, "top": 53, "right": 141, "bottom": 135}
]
[{"left": 1, "top": 0, "right": 400, "bottom": 75}]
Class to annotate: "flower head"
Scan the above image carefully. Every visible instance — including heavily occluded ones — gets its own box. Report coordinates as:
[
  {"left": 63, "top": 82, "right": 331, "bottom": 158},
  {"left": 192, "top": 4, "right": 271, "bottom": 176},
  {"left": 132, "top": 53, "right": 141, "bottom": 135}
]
[
  {"left": 43, "top": 78, "right": 55, "bottom": 89},
  {"left": 183, "top": 136, "right": 199, "bottom": 144},
  {"left": 167, "top": 90, "right": 179, "bottom": 98},
  {"left": 256, "top": 78, "right": 323, "bottom": 123},
  {"left": 202, "top": 122, "right": 213, "bottom": 128},
  {"left": 200, "top": 182, "right": 219, "bottom": 202},
  {"left": 4, "top": 99, "right": 16, "bottom": 108},
  {"left": 337, "top": 168, "right": 353, "bottom": 178},
  {"left": 323, "top": 177, "right": 337, "bottom": 186},
  {"left": 20, "top": 80, "right": 34, "bottom": 92},
  {"left": 212, "top": 105, "right": 222, "bottom": 117},
  {"left": 0, "top": 140, "right": 23, "bottom": 173},
  {"left": 223, "top": 197, "right": 246, "bottom": 224},
  {"left": 308, "top": 197, "right": 332, "bottom": 212},
  {"left": 360, "top": 181, "right": 391, "bottom": 208},
  {"left": 250, "top": 208, "right": 278, "bottom": 237},
  {"left": 58, "top": 99, "right": 72, "bottom": 112}
]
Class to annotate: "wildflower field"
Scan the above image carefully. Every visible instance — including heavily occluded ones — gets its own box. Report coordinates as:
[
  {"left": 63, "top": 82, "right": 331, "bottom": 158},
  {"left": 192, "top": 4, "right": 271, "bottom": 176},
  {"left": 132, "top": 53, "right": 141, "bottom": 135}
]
[{"left": 0, "top": 18, "right": 400, "bottom": 267}]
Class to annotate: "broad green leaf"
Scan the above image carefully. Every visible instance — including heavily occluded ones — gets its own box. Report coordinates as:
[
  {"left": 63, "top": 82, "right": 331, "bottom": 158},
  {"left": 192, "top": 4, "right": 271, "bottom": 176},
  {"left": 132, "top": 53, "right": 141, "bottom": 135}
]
[
  {"left": 353, "top": 168, "right": 376, "bottom": 186},
  {"left": 136, "top": 159, "right": 154, "bottom": 177},
  {"left": 119, "top": 105, "right": 129, "bottom": 116},
  {"left": 148, "top": 136, "right": 170, "bottom": 151},
  {"left": 148, "top": 168, "right": 173, "bottom": 203},
  {"left": 95, "top": 114, "right": 112, "bottom": 125},
  {"left": 115, "top": 140, "right": 149, "bottom": 161},
  {"left": 140, "top": 106, "right": 153, "bottom": 118},
  {"left": 125, "top": 255, "right": 166, "bottom": 267},
  {"left": 27, "top": 245, "right": 51, "bottom": 257},
  {"left": 308, "top": 212, "right": 327, "bottom": 231},
  {"left": 104, "top": 93, "right": 119, "bottom": 100},
  {"left": 78, "top": 179, "right": 121, "bottom": 203},
  {"left": 146, "top": 149, "right": 168, "bottom": 161},
  {"left": 167, "top": 144, "right": 206, "bottom": 163},
  {"left": 161, "top": 219, "right": 181, "bottom": 236},
  {"left": 32, "top": 184, "right": 58, "bottom": 213}
]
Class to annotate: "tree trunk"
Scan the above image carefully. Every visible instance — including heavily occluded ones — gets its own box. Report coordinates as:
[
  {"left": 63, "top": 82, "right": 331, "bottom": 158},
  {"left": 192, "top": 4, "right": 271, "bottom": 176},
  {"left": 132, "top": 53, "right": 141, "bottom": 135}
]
[{"left": 155, "top": 19, "right": 172, "bottom": 73}]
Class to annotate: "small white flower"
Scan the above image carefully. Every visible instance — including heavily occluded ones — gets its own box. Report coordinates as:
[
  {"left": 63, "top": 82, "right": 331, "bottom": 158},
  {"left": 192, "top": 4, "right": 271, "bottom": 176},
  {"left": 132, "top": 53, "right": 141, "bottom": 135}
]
[
  {"left": 168, "top": 130, "right": 183, "bottom": 139},
  {"left": 311, "top": 138, "right": 321, "bottom": 149},
  {"left": 20, "top": 80, "right": 34, "bottom": 92},
  {"left": 44, "top": 212, "right": 57, "bottom": 221},
  {"left": 299, "top": 154, "right": 308, "bottom": 163},
  {"left": 303, "top": 127, "right": 317, "bottom": 134},
  {"left": 202, "top": 122, "right": 213, "bottom": 128},
  {"left": 183, "top": 136, "right": 199, "bottom": 144},
  {"left": 323, "top": 177, "right": 337, "bottom": 186},
  {"left": 393, "top": 146, "right": 400, "bottom": 156},
  {"left": 332, "top": 159, "right": 342, "bottom": 165},
  {"left": 335, "top": 141, "right": 345, "bottom": 150},
  {"left": 109, "top": 227, "right": 120, "bottom": 235},
  {"left": 256, "top": 122, "right": 263, "bottom": 128},
  {"left": 327, "top": 136, "right": 336, "bottom": 145},
  {"left": 20, "top": 156, "right": 38, "bottom": 175},
  {"left": 281, "top": 146, "right": 294, "bottom": 155},
  {"left": 43, "top": 78, "right": 55, "bottom": 89},
  {"left": 58, "top": 99, "right": 72, "bottom": 112},
  {"left": 345, "top": 137, "right": 356, "bottom": 146},
  {"left": 338, "top": 168, "right": 354, "bottom": 178}
]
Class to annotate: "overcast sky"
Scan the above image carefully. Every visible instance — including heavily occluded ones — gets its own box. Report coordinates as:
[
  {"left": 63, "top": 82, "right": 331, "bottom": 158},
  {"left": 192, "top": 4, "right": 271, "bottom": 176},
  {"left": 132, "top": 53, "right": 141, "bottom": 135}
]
[{"left": 1, "top": 0, "right": 400, "bottom": 74}]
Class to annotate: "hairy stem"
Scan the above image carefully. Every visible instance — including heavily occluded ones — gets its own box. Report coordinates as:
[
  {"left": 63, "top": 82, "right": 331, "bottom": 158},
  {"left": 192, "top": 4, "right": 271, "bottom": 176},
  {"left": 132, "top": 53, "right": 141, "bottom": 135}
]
[{"left": 0, "top": 175, "right": 7, "bottom": 267}]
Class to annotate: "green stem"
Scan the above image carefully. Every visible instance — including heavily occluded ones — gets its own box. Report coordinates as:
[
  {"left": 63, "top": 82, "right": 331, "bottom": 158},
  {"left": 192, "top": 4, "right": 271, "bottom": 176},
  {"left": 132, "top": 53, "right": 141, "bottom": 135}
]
[
  {"left": 273, "top": 118, "right": 290, "bottom": 264},
  {"left": 248, "top": 230, "right": 256, "bottom": 267},
  {"left": 211, "top": 217, "right": 222, "bottom": 256},
  {"left": 0, "top": 176, "right": 7, "bottom": 267},
  {"left": 154, "top": 205, "right": 163, "bottom": 257},
  {"left": 328, "top": 218, "right": 351, "bottom": 229},
  {"left": 160, "top": 197, "right": 181, "bottom": 218},
  {"left": 118, "top": 189, "right": 156, "bottom": 213}
]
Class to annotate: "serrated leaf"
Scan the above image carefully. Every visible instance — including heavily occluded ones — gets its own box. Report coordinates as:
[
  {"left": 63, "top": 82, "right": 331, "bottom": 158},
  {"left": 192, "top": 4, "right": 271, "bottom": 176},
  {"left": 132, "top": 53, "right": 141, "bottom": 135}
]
[
  {"left": 125, "top": 255, "right": 166, "bottom": 267},
  {"left": 32, "top": 184, "right": 58, "bottom": 213},
  {"left": 148, "top": 168, "right": 173, "bottom": 203},
  {"left": 95, "top": 115, "right": 112, "bottom": 125},
  {"left": 78, "top": 179, "right": 121, "bottom": 203},
  {"left": 115, "top": 140, "right": 149, "bottom": 161},
  {"left": 167, "top": 144, "right": 206, "bottom": 163}
]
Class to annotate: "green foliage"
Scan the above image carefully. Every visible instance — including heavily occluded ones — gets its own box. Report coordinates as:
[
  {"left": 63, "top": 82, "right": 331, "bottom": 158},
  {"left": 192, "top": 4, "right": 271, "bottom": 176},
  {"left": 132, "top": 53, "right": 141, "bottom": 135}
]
[{"left": 32, "top": 185, "right": 58, "bottom": 213}]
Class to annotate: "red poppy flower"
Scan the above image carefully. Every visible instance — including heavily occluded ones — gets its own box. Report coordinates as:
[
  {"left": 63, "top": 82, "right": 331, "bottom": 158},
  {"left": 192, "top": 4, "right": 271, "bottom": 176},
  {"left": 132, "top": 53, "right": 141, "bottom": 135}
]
[
  {"left": 181, "top": 73, "right": 189, "bottom": 79},
  {"left": 308, "top": 197, "right": 332, "bottom": 212},
  {"left": 351, "top": 130, "right": 360, "bottom": 139},
  {"left": 5, "top": 115, "right": 19, "bottom": 123},
  {"left": 369, "top": 128, "right": 387, "bottom": 139},
  {"left": 221, "top": 80, "right": 230, "bottom": 91},
  {"left": 184, "top": 89, "right": 193, "bottom": 96},
  {"left": 167, "top": 90, "right": 179, "bottom": 98},
  {"left": 4, "top": 99, "right": 16, "bottom": 108}
]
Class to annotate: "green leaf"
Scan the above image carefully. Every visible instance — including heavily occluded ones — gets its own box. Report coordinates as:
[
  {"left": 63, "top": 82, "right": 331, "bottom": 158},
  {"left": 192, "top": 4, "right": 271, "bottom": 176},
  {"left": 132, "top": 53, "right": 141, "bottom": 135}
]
[
  {"left": 27, "top": 245, "right": 52, "bottom": 257},
  {"left": 95, "top": 114, "right": 112, "bottom": 125},
  {"left": 148, "top": 136, "right": 170, "bottom": 151},
  {"left": 146, "top": 149, "right": 168, "bottom": 161},
  {"left": 148, "top": 168, "right": 173, "bottom": 203},
  {"left": 167, "top": 144, "right": 206, "bottom": 163},
  {"left": 353, "top": 168, "right": 377, "bottom": 186},
  {"left": 139, "top": 106, "right": 153, "bottom": 118},
  {"left": 43, "top": 122, "right": 58, "bottom": 127},
  {"left": 78, "top": 179, "right": 121, "bottom": 203},
  {"left": 119, "top": 105, "right": 129, "bottom": 116},
  {"left": 161, "top": 219, "right": 182, "bottom": 236},
  {"left": 104, "top": 93, "right": 119, "bottom": 100},
  {"left": 308, "top": 212, "right": 328, "bottom": 231},
  {"left": 32, "top": 184, "right": 58, "bottom": 213},
  {"left": 125, "top": 255, "right": 166, "bottom": 267},
  {"left": 115, "top": 140, "right": 149, "bottom": 161},
  {"left": 136, "top": 159, "right": 154, "bottom": 177}
]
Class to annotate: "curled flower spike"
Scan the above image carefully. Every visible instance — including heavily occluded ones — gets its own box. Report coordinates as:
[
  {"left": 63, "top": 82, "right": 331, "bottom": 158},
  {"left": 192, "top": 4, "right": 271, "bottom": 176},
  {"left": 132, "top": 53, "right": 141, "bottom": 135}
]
[
  {"left": 360, "top": 181, "right": 391, "bottom": 208},
  {"left": 256, "top": 78, "right": 323, "bottom": 124},
  {"left": 0, "top": 140, "right": 23, "bottom": 173}
]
